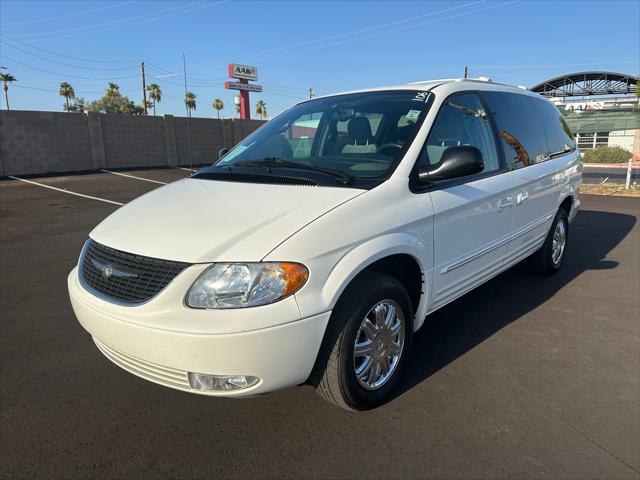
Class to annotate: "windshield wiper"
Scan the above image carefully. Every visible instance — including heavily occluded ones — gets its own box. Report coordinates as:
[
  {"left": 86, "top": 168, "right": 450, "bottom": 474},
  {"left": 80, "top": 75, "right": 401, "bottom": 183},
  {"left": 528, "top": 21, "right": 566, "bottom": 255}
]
[{"left": 230, "top": 157, "right": 352, "bottom": 185}]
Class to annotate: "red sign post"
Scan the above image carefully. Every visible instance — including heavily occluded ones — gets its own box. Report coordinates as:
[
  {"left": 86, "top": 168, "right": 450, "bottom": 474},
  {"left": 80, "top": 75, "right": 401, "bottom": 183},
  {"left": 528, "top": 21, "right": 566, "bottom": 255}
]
[{"left": 225, "top": 64, "right": 262, "bottom": 120}]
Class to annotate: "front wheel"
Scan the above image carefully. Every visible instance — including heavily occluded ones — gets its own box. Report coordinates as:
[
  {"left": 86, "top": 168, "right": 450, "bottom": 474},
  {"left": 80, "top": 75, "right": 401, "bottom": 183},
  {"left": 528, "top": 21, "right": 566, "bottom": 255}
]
[
  {"left": 528, "top": 208, "right": 569, "bottom": 275},
  {"left": 312, "top": 271, "right": 414, "bottom": 411}
]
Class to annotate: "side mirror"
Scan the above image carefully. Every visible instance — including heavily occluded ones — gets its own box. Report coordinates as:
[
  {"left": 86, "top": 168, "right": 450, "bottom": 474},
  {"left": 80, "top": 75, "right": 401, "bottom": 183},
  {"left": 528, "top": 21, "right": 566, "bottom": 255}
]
[
  {"left": 218, "top": 147, "right": 230, "bottom": 160},
  {"left": 417, "top": 146, "right": 484, "bottom": 183}
]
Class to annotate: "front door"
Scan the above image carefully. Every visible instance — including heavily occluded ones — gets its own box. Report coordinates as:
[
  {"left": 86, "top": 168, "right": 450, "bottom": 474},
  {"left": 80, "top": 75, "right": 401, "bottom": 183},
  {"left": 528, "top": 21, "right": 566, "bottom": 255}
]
[{"left": 421, "top": 92, "right": 515, "bottom": 311}]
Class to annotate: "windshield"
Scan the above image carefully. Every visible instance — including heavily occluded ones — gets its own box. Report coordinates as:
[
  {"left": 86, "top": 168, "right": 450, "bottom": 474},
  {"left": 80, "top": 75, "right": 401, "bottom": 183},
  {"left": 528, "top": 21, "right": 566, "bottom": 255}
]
[{"left": 213, "top": 90, "right": 433, "bottom": 187}]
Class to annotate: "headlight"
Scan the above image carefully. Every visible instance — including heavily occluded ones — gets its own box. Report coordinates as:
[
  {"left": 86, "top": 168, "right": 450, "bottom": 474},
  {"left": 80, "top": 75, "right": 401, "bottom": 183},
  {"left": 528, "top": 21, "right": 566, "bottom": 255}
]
[{"left": 186, "top": 262, "right": 308, "bottom": 309}]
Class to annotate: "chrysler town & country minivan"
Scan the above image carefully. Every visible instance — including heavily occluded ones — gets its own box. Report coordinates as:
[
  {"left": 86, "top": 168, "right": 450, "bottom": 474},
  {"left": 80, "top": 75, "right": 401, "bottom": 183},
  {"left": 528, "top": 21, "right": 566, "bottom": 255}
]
[{"left": 68, "top": 78, "right": 581, "bottom": 410}]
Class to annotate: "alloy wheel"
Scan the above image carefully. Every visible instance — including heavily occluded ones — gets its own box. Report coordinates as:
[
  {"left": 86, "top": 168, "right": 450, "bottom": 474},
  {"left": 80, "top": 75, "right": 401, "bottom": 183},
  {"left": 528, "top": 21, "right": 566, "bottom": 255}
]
[
  {"left": 352, "top": 300, "right": 405, "bottom": 390},
  {"left": 551, "top": 219, "right": 567, "bottom": 266}
]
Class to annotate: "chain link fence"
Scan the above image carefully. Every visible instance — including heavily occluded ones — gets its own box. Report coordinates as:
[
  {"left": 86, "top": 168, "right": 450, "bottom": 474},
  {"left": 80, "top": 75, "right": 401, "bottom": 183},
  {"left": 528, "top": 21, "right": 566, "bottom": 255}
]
[
  {"left": 558, "top": 96, "right": 638, "bottom": 189},
  {"left": 582, "top": 162, "right": 639, "bottom": 187},
  {"left": 576, "top": 129, "right": 639, "bottom": 187},
  {"left": 575, "top": 124, "right": 640, "bottom": 188}
]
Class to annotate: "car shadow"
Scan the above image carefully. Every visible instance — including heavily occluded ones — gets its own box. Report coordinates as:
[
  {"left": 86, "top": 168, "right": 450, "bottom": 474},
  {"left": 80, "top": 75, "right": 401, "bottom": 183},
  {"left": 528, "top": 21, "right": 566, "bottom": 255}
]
[{"left": 393, "top": 209, "right": 637, "bottom": 399}]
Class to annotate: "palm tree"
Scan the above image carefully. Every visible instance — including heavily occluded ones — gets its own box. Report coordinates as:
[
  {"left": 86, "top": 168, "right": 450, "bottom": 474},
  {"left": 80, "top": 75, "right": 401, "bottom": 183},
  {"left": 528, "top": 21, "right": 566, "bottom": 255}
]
[
  {"left": 255, "top": 100, "right": 267, "bottom": 120},
  {"left": 235, "top": 103, "right": 241, "bottom": 116},
  {"left": 106, "top": 82, "right": 119, "bottom": 96},
  {"left": 0, "top": 73, "right": 17, "bottom": 110},
  {"left": 212, "top": 98, "right": 224, "bottom": 119},
  {"left": 184, "top": 91, "right": 196, "bottom": 116},
  {"left": 59, "top": 82, "right": 75, "bottom": 111},
  {"left": 146, "top": 83, "right": 162, "bottom": 115}
]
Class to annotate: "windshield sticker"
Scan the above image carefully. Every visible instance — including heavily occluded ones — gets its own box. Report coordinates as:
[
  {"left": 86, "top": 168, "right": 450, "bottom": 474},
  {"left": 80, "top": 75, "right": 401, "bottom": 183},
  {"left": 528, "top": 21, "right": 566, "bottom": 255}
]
[
  {"left": 412, "top": 91, "right": 430, "bottom": 102},
  {"left": 219, "top": 144, "right": 251, "bottom": 164},
  {"left": 405, "top": 110, "right": 422, "bottom": 121}
]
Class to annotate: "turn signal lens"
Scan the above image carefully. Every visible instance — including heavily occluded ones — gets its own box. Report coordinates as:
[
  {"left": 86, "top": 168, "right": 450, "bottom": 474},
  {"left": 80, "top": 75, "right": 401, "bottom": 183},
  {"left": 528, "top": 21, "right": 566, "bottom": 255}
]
[
  {"left": 280, "top": 263, "right": 309, "bottom": 297},
  {"left": 186, "top": 262, "right": 309, "bottom": 309}
]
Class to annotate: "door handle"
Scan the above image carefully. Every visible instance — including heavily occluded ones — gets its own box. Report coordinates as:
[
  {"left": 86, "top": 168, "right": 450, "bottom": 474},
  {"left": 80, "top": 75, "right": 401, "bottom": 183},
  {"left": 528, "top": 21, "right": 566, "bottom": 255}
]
[
  {"left": 516, "top": 191, "right": 529, "bottom": 205},
  {"left": 497, "top": 196, "right": 514, "bottom": 210}
]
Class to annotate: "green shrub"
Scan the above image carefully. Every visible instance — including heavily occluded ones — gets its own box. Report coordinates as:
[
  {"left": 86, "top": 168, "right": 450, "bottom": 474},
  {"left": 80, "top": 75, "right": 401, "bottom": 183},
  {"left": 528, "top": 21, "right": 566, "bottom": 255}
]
[{"left": 582, "top": 146, "right": 632, "bottom": 164}]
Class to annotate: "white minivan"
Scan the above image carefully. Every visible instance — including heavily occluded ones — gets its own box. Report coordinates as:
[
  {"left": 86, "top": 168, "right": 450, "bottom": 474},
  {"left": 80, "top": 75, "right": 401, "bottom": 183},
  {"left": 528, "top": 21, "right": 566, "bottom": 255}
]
[{"left": 68, "top": 78, "right": 581, "bottom": 410}]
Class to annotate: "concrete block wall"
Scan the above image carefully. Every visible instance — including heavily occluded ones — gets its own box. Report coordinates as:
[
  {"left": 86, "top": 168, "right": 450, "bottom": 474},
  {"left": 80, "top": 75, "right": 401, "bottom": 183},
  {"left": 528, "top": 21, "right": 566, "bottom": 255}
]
[
  {"left": 0, "top": 110, "right": 265, "bottom": 176},
  {"left": 101, "top": 114, "right": 168, "bottom": 169},
  {"left": 0, "top": 110, "right": 92, "bottom": 176},
  {"left": 172, "top": 117, "right": 263, "bottom": 166}
]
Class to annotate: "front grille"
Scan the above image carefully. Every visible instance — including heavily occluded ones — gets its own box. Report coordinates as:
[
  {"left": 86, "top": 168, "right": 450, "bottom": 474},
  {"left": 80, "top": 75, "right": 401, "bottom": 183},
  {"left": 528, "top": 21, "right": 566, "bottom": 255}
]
[{"left": 80, "top": 240, "right": 189, "bottom": 304}]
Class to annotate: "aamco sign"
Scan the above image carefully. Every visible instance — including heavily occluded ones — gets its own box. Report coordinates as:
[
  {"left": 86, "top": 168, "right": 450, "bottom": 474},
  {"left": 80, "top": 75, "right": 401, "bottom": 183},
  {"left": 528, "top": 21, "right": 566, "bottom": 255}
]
[
  {"left": 225, "top": 63, "right": 261, "bottom": 119},
  {"left": 228, "top": 63, "right": 258, "bottom": 81}
]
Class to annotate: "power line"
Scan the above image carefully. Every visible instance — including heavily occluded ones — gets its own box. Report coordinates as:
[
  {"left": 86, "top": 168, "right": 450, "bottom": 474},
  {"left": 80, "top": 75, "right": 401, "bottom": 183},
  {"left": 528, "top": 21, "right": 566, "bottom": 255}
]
[
  {"left": 144, "top": 62, "right": 228, "bottom": 85},
  {"left": 0, "top": 55, "right": 140, "bottom": 81},
  {"left": 12, "top": 84, "right": 106, "bottom": 95},
  {"left": 145, "top": 63, "right": 309, "bottom": 93},
  {"left": 186, "top": 0, "right": 486, "bottom": 72},
  {"left": 469, "top": 60, "right": 640, "bottom": 69},
  {"left": 256, "top": 1, "right": 520, "bottom": 63},
  {"left": 0, "top": 40, "right": 140, "bottom": 72},
  {"left": 1, "top": 1, "right": 135, "bottom": 26},
  {"left": 12, "top": 85, "right": 58, "bottom": 93},
  {"left": 10, "top": 1, "right": 206, "bottom": 38},
  {"left": 0, "top": 34, "right": 138, "bottom": 65},
  {"left": 143, "top": 63, "right": 221, "bottom": 85},
  {"left": 261, "top": 88, "right": 305, "bottom": 100},
  {"left": 261, "top": 82, "right": 308, "bottom": 93},
  {"left": 11, "top": 1, "right": 230, "bottom": 44}
]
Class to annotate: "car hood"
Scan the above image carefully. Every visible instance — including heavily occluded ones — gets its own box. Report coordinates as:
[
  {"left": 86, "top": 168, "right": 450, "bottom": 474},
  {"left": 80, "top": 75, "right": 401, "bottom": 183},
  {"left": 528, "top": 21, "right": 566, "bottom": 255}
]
[{"left": 90, "top": 178, "right": 365, "bottom": 263}]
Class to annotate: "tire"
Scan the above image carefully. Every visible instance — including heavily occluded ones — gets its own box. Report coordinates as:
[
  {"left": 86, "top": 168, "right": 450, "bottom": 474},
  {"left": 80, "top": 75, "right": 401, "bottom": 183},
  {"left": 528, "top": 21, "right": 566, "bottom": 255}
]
[
  {"left": 527, "top": 208, "right": 569, "bottom": 275},
  {"left": 312, "top": 271, "right": 414, "bottom": 411}
]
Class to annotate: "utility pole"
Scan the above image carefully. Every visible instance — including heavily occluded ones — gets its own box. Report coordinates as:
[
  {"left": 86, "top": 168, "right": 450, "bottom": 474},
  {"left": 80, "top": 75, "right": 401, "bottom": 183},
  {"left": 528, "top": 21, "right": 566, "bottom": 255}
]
[
  {"left": 307, "top": 87, "right": 315, "bottom": 99},
  {"left": 464, "top": 66, "right": 468, "bottom": 79},
  {"left": 141, "top": 60, "right": 148, "bottom": 115}
]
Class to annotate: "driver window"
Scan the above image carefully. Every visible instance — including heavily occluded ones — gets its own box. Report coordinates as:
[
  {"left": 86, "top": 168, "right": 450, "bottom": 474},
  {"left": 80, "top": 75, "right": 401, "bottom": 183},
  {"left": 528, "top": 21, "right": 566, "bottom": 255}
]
[{"left": 423, "top": 93, "right": 499, "bottom": 172}]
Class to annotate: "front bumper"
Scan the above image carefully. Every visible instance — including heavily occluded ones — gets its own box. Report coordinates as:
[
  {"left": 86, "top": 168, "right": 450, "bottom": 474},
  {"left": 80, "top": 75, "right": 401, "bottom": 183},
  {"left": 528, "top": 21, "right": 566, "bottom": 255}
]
[
  {"left": 68, "top": 267, "right": 331, "bottom": 396},
  {"left": 569, "top": 197, "right": 581, "bottom": 223}
]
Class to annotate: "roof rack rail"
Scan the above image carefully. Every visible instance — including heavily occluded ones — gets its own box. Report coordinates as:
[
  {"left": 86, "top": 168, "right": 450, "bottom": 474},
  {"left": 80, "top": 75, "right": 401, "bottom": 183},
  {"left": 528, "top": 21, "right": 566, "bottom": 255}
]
[{"left": 408, "top": 77, "right": 494, "bottom": 85}]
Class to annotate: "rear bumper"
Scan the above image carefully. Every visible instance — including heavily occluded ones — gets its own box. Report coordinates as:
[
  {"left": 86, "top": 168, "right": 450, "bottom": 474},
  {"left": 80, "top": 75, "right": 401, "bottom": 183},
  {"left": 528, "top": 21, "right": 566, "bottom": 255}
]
[{"left": 68, "top": 267, "right": 331, "bottom": 396}]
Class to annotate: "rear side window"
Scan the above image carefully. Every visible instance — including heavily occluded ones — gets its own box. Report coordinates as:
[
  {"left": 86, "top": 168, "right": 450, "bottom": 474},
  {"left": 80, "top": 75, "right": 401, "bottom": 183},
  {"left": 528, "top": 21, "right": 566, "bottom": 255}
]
[
  {"left": 482, "top": 92, "right": 549, "bottom": 169},
  {"left": 531, "top": 98, "right": 576, "bottom": 156}
]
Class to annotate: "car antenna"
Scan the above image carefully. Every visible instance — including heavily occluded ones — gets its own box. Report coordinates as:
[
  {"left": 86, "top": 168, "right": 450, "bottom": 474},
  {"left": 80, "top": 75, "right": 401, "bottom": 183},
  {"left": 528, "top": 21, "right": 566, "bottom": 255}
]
[{"left": 183, "top": 53, "right": 194, "bottom": 175}]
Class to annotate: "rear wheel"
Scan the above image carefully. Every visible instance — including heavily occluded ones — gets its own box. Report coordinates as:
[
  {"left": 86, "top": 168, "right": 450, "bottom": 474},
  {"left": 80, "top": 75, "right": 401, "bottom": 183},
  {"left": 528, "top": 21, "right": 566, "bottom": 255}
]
[
  {"left": 313, "top": 271, "right": 414, "bottom": 411},
  {"left": 528, "top": 208, "right": 569, "bottom": 275}
]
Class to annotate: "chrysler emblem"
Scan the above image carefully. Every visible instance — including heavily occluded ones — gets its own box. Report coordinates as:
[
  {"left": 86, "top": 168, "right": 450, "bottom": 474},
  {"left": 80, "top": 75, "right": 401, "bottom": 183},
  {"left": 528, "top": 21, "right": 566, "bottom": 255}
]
[
  {"left": 101, "top": 265, "right": 113, "bottom": 278},
  {"left": 90, "top": 258, "right": 137, "bottom": 279}
]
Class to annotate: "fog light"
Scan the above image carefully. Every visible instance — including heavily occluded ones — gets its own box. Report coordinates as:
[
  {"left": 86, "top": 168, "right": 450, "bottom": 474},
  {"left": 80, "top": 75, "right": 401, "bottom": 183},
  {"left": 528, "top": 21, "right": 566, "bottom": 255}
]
[{"left": 188, "top": 372, "right": 259, "bottom": 391}]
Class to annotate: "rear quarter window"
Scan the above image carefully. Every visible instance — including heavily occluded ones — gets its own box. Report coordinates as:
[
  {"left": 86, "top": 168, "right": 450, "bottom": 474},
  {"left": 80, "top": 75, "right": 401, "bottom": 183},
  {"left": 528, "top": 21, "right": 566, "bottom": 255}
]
[
  {"left": 481, "top": 91, "right": 549, "bottom": 169},
  {"left": 531, "top": 98, "right": 576, "bottom": 156}
]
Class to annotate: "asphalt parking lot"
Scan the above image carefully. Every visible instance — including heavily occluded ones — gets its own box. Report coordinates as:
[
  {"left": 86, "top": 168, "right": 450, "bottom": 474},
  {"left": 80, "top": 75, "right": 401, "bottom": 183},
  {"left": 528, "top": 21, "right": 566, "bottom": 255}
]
[{"left": 1, "top": 168, "right": 638, "bottom": 479}]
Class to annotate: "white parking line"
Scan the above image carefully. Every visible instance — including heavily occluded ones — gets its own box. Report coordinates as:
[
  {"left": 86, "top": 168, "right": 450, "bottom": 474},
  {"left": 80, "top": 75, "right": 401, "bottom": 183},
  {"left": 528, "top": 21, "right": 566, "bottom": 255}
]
[
  {"left": 175, "top": 167, "right": 195, "bottom": 172},
  {"left": 100, "top": 169, "right": 167, "bottom": 185},
  {"left": 7, "top": 176, "right": 124, "bottom": 206}
]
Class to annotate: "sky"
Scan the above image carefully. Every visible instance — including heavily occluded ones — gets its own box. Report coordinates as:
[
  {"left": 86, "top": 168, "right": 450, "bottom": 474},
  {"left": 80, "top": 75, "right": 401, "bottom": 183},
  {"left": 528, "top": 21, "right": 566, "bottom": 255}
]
[{"left": 1, "top": 0, "right": 638, "bottom": 119}]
